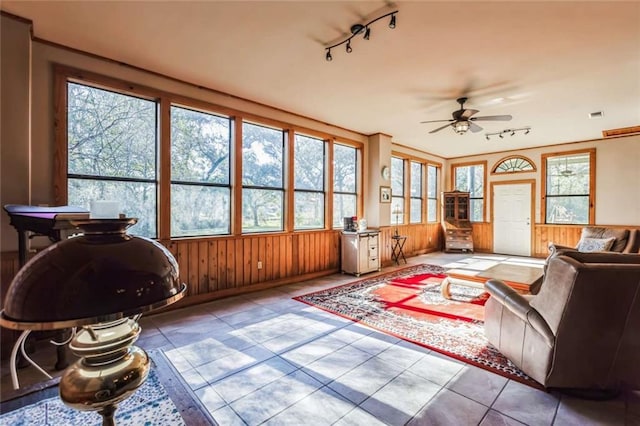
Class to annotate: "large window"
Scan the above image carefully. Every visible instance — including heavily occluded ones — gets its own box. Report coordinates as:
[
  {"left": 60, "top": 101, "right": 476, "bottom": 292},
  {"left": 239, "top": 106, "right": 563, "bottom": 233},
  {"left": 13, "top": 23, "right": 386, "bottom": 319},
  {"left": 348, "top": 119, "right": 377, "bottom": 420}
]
[
  {"left": 242, "top": 122, "right": 286, "bottom": 233},
  {"left": 294, "top": 134, "right": 325, "bottom": 229},
  {"left": 66, "top": 82, "right": 158, "bottom": 237},
  {"left": 170, "top": 106, "right": 231, "bottom": 237},
  {"left": 390, "top": 157, "right": 405, "bottom": 225},
  {"left": 409, "top": 161, "right": 423, "bottom": 223},
  {"left": 58, "top": 68, "right": 363, "bottom": 239},
  {"left": 427, "top": 165, "right": 439, "bottom": 222},
  {"left": 332, "top": 143, "right": 357, "bottom": 228},
  {"left": 543, "top": 150, "right": 595, "bottom": 224},
  {"left": 453, "top": 162, "right": 486, "bottom": 222}
]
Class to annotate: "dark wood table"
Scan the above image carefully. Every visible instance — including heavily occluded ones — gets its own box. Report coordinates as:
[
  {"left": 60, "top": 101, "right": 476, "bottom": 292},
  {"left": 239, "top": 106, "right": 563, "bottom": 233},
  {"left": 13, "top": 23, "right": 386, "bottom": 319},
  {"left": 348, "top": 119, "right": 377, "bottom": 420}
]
[
  {"left": 442, "top": 263, "right": 544, "bottom": 299},
  {"left": 3, "top": 204, "right": 89, "bottom": 371}
]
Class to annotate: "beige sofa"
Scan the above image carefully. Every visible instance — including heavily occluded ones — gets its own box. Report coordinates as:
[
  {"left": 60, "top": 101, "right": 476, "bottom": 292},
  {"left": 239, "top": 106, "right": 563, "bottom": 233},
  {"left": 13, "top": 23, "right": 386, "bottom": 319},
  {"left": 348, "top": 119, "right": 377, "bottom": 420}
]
[
  {"left": 484, "top": 251, "right": 640, "bottom": 392},
  {"left": 549, "top": 227, "right": 640, "bottom": 256}
]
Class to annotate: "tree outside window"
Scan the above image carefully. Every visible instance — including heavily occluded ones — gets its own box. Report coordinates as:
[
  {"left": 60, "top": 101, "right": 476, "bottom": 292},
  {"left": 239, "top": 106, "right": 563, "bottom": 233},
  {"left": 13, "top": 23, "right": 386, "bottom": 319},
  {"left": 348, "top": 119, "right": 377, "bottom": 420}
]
[
  {"left": 427, "top": 165, "right": 438, "bottom": 222},
  {"left": 544, "top": 152, "right": 592, "bottom": 224},
  {"left": 242, "top": 122, "right": 285, "bottom": 233},
  {"left": 454, "top": 163, "right": 485, "bottom": 222},
  {"left": 332, "top": 143, "right": 357, "bottom": 228},
  {"left": 391, "top": 157, "right": 405, "bottom": 225},
  {"left": 170, "top": 106, "right": 231, "bottom": 236},
  {"left": 294, "top": 134, "right": 325, "bottom": 229},
  {"left": 66, "top": 82, "right": 158, "bottom": 238},
  {"left": 410, "top": 161, "right": 423, "bottom": 223}
]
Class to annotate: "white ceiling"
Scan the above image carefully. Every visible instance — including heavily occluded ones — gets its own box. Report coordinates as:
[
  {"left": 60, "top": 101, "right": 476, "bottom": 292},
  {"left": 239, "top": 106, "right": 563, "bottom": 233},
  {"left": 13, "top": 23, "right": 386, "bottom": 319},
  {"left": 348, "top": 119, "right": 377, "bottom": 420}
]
[{"left": 3, "top": 1, "right": 640, "bottom": 158}]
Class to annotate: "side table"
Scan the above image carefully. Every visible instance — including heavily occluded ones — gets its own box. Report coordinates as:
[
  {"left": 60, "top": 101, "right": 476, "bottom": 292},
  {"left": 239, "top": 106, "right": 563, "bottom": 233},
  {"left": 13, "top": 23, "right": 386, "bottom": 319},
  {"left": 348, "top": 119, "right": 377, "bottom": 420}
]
[{"left": 391, "top": 235, "right": 407, "bottom": 265}]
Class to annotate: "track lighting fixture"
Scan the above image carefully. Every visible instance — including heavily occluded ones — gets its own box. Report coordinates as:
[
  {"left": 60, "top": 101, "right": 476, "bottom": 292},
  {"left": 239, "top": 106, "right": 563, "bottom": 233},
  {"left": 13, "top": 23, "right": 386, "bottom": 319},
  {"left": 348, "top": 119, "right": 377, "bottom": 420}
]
[
  {"left": 324, "top": 10, "right": 398, "bottom": 61},
  {"left": 485, "top": 127, "right": 532, "bottom": 140}
]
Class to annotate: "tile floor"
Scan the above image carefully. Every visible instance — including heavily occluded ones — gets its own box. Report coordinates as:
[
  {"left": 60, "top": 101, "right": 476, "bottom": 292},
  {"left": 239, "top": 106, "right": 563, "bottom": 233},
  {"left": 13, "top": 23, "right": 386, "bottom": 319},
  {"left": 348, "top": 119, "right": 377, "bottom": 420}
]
[{"left": 2, "top": 252, "right": 639, "bottom": 425}]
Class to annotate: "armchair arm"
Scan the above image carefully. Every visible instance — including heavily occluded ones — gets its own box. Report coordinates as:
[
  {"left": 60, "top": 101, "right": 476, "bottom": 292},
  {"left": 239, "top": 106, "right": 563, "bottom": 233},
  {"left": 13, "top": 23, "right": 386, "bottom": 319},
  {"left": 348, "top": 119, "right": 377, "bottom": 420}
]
[
  {"left": 485, "top": 279, "right": 555, "bottom": 347},
  {"left": 547, "top": 243, "right": 576, "bottom": 257}
]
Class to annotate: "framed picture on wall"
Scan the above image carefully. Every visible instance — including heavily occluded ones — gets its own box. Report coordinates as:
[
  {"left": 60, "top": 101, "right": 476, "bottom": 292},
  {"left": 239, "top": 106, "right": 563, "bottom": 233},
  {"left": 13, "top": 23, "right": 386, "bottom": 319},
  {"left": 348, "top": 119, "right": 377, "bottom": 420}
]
[{"left": 380, "top": 186, "right": 391, "bottom": 203}]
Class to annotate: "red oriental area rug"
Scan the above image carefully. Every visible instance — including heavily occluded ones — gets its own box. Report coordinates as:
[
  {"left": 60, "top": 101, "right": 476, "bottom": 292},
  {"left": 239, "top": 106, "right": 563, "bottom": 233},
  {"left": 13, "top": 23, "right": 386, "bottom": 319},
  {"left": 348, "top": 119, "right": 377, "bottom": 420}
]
[{"left": 294, "top": 263, "right": 540, "bottom": 388}]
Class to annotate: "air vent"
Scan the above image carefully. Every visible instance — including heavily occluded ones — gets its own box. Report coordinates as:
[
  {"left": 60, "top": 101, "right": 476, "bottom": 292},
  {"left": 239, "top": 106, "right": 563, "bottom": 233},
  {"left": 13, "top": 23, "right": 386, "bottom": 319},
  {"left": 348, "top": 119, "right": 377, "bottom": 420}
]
[
  {"left": 589, "top": 111, "right": 604, "bottom": 119},
  {"left": 602, "top": 126, "right": 640, "bottom": 138}
]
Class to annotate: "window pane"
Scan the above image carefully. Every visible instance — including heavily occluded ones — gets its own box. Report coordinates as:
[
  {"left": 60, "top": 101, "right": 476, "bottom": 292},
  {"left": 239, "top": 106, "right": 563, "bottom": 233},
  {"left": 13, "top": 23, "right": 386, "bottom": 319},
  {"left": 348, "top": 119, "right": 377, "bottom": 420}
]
[
  {"left": 333, "top": 194, "right": 356, "bottom": 228},
  {"left": 68, "top": 83, "right": 156, "bottom": 179},
  {"left": 546, "top": 196, "right": 589, "bottom": 224},
  {"left": 171, "top": 106, "right": 230, "bottom": 184},
  {"left": 410, "top": 198, "right": 422, "bottom": 223},
  {"left": 391, "top": 197, "right": 404, "bottom": 225},
  {"left": 391, "top": 157, "right": 404, "bottom": 195},
  {"left": 295, "top": 134, "right": 324, "bottom": 191},
  {"left": 68, "top": 178, "right": 156, "bottom": 237},
  {"left": 427, "top": 165, "right": 437, "bottom": 198},
  {"left": 171, "top": 185, "right": 230, "bottom": 236},
  {"left": 410, "top": 162, "right": 422, "bottom": 197},
  {"left": 470, "top": 199, "right": 484, "bottom": 222},
  {"left": 427, "top": 199, "right": 437, "bottom": 222},
  {"left": 333, "top": 144, "right": 356, "bottom": 192},
  {"left": 295, "top": 192, "right": 325, "bottom": 229},
  {"left": 546, "top": 154, "right": 590, "bottom": 196},
  {"left": 242, "top": 123, "right": 284, "bottom": 188},
  {"left": 242, "top": 188, "right": 283, "bottom": 232},
  {"left": 455, "top": 165, "right": 484, "bottom": 198}
]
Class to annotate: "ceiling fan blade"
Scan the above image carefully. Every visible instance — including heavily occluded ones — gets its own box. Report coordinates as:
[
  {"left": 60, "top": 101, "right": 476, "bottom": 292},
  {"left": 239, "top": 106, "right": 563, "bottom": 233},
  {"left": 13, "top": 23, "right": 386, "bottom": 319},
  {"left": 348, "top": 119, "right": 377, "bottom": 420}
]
[
  {"left": 469, "top": 122, "right": 483, "bottom": 133},
  {"left": 461, "top": 109, "right": 479, "bottom": 119},
  {"left": 470, "top": 114, "right": 513, "bottom": 122},
  {"left": 420, "top": 119, "right": 454, "bottom": 124},
  {"left": 429, "top": 123, "right": 453, "bottom": 134}
]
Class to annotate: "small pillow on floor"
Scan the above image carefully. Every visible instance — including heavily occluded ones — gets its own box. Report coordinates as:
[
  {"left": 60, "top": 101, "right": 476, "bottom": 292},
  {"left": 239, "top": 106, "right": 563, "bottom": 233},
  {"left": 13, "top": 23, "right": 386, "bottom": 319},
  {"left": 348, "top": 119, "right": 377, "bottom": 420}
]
[{"left": 577, "top": 237, "right": 616, "bottom": 252}]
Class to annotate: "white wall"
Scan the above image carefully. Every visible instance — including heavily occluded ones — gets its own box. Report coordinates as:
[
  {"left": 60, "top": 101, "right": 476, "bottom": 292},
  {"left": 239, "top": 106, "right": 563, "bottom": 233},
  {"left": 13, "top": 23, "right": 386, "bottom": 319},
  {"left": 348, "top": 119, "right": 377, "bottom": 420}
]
[{"left": 445, "top": 134, "right": 640, "bottom": 225}]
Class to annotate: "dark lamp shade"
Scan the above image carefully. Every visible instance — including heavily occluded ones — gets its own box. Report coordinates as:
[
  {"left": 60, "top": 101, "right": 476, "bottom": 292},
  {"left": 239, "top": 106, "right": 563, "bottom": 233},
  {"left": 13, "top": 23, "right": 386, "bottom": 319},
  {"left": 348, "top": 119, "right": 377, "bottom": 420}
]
[{"left": 0, "top": 219, "right": 186, "bottom": 330}]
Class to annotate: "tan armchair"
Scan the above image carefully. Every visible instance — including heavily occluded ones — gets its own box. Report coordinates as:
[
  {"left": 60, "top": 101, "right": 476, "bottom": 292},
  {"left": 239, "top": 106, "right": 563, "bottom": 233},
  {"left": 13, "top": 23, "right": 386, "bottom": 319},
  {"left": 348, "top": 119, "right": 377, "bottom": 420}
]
[{"left": 484, "top": 251, "right": 640, "bottom": 393}]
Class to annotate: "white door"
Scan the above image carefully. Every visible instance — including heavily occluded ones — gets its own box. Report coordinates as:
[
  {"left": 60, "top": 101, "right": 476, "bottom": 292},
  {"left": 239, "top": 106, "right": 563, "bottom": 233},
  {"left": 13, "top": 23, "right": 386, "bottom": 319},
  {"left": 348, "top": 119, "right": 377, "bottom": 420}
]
[{"left": 493, "top": 183, "right": 532, "bottom": 256}]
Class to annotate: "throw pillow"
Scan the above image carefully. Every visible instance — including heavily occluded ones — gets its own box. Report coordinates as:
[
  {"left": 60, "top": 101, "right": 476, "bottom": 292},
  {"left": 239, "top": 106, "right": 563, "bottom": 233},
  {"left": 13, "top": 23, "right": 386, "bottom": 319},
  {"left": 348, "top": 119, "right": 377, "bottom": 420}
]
[{"left": 577, "top": 237, "right": 616, "bottom": 253}]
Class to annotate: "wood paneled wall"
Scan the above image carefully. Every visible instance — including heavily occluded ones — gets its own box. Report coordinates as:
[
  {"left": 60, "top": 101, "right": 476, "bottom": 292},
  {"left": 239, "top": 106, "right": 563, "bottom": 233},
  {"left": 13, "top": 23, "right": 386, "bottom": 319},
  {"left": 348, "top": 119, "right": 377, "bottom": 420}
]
[{"left": 2, "top": 222, "right": 637, "bottom": 308}]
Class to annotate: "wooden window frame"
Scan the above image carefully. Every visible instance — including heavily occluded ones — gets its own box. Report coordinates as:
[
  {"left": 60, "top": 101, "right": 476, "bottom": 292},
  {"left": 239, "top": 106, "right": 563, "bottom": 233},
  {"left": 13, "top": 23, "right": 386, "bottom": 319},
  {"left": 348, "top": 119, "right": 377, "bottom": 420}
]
[
  {"left": 426, "top": 164, "right": 440, "bottom": 223},
  {"left": 491, "top": 155, "right": 537, "bottom": 175}
]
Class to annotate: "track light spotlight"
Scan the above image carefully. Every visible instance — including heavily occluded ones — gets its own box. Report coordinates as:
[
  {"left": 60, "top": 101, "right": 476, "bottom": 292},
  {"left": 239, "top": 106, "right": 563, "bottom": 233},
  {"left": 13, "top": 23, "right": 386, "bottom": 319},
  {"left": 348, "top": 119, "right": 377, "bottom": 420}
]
[
  {"left": 499, "top": 133, "right": 504, "bottom": 138},
  {"left": 511, "top": 131, "right": 516, "bottom": 136},
  {"left": 525, "top": 129, "right": 530, "bottom": 135},
  {"left": 486, "top": 135, "right": 490, "bottom": 141},
  {"left": 323, "top": 10, "right": 398, "bottom": 60}
]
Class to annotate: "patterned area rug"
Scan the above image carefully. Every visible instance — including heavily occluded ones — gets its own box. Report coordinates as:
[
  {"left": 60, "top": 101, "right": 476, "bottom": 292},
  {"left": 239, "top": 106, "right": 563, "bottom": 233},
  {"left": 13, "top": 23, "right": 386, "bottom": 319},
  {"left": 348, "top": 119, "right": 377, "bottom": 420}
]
[
  {"left": 0, "top": 351, "right": 215, "bottom": 425},
  {"left": 295, "top": 264, "right": 540, "bottom": 388}
]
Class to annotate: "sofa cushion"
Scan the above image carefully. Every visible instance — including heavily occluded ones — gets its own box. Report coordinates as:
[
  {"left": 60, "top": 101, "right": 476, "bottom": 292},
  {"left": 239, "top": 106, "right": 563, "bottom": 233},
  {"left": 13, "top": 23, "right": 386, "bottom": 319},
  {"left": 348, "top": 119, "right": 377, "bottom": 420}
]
[
  {"left": 577, "top": 237, "right": 615, "bottom": 252},
  {"left": 581, "top": 227, "right": 629, "bottom": 252}
]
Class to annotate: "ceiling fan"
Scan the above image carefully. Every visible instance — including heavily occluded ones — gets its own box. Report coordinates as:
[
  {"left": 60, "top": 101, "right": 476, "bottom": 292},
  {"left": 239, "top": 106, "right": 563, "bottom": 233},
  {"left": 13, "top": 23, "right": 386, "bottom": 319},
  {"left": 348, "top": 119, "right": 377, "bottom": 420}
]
[{"left": 421, "top": 97, "right": 512, "bottom": 135}]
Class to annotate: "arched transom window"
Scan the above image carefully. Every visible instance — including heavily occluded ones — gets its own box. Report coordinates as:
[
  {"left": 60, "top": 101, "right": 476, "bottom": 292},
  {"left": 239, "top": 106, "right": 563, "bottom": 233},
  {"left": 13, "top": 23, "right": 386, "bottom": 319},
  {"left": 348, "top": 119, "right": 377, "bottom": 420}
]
[{"left": 491, "top": 156, "right": 536, "bottom": 174}]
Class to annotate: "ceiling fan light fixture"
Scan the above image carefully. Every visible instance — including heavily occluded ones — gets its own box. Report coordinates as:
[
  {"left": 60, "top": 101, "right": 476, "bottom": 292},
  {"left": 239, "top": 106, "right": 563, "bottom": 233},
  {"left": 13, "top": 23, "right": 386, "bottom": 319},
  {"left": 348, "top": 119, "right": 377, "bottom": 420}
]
[{"left": 454, "top": 121, "right": 469, "bottom": 134}]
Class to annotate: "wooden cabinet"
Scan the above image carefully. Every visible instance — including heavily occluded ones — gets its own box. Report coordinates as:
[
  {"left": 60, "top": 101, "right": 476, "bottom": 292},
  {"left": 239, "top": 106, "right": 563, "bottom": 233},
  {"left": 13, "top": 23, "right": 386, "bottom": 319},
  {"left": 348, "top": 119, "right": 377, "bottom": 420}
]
[
  {"left": 341, "top": 231, "right": 380, "bottom": 276},
  {"left": 442, "top": 191, "right": 474, "bottom": 253}
]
